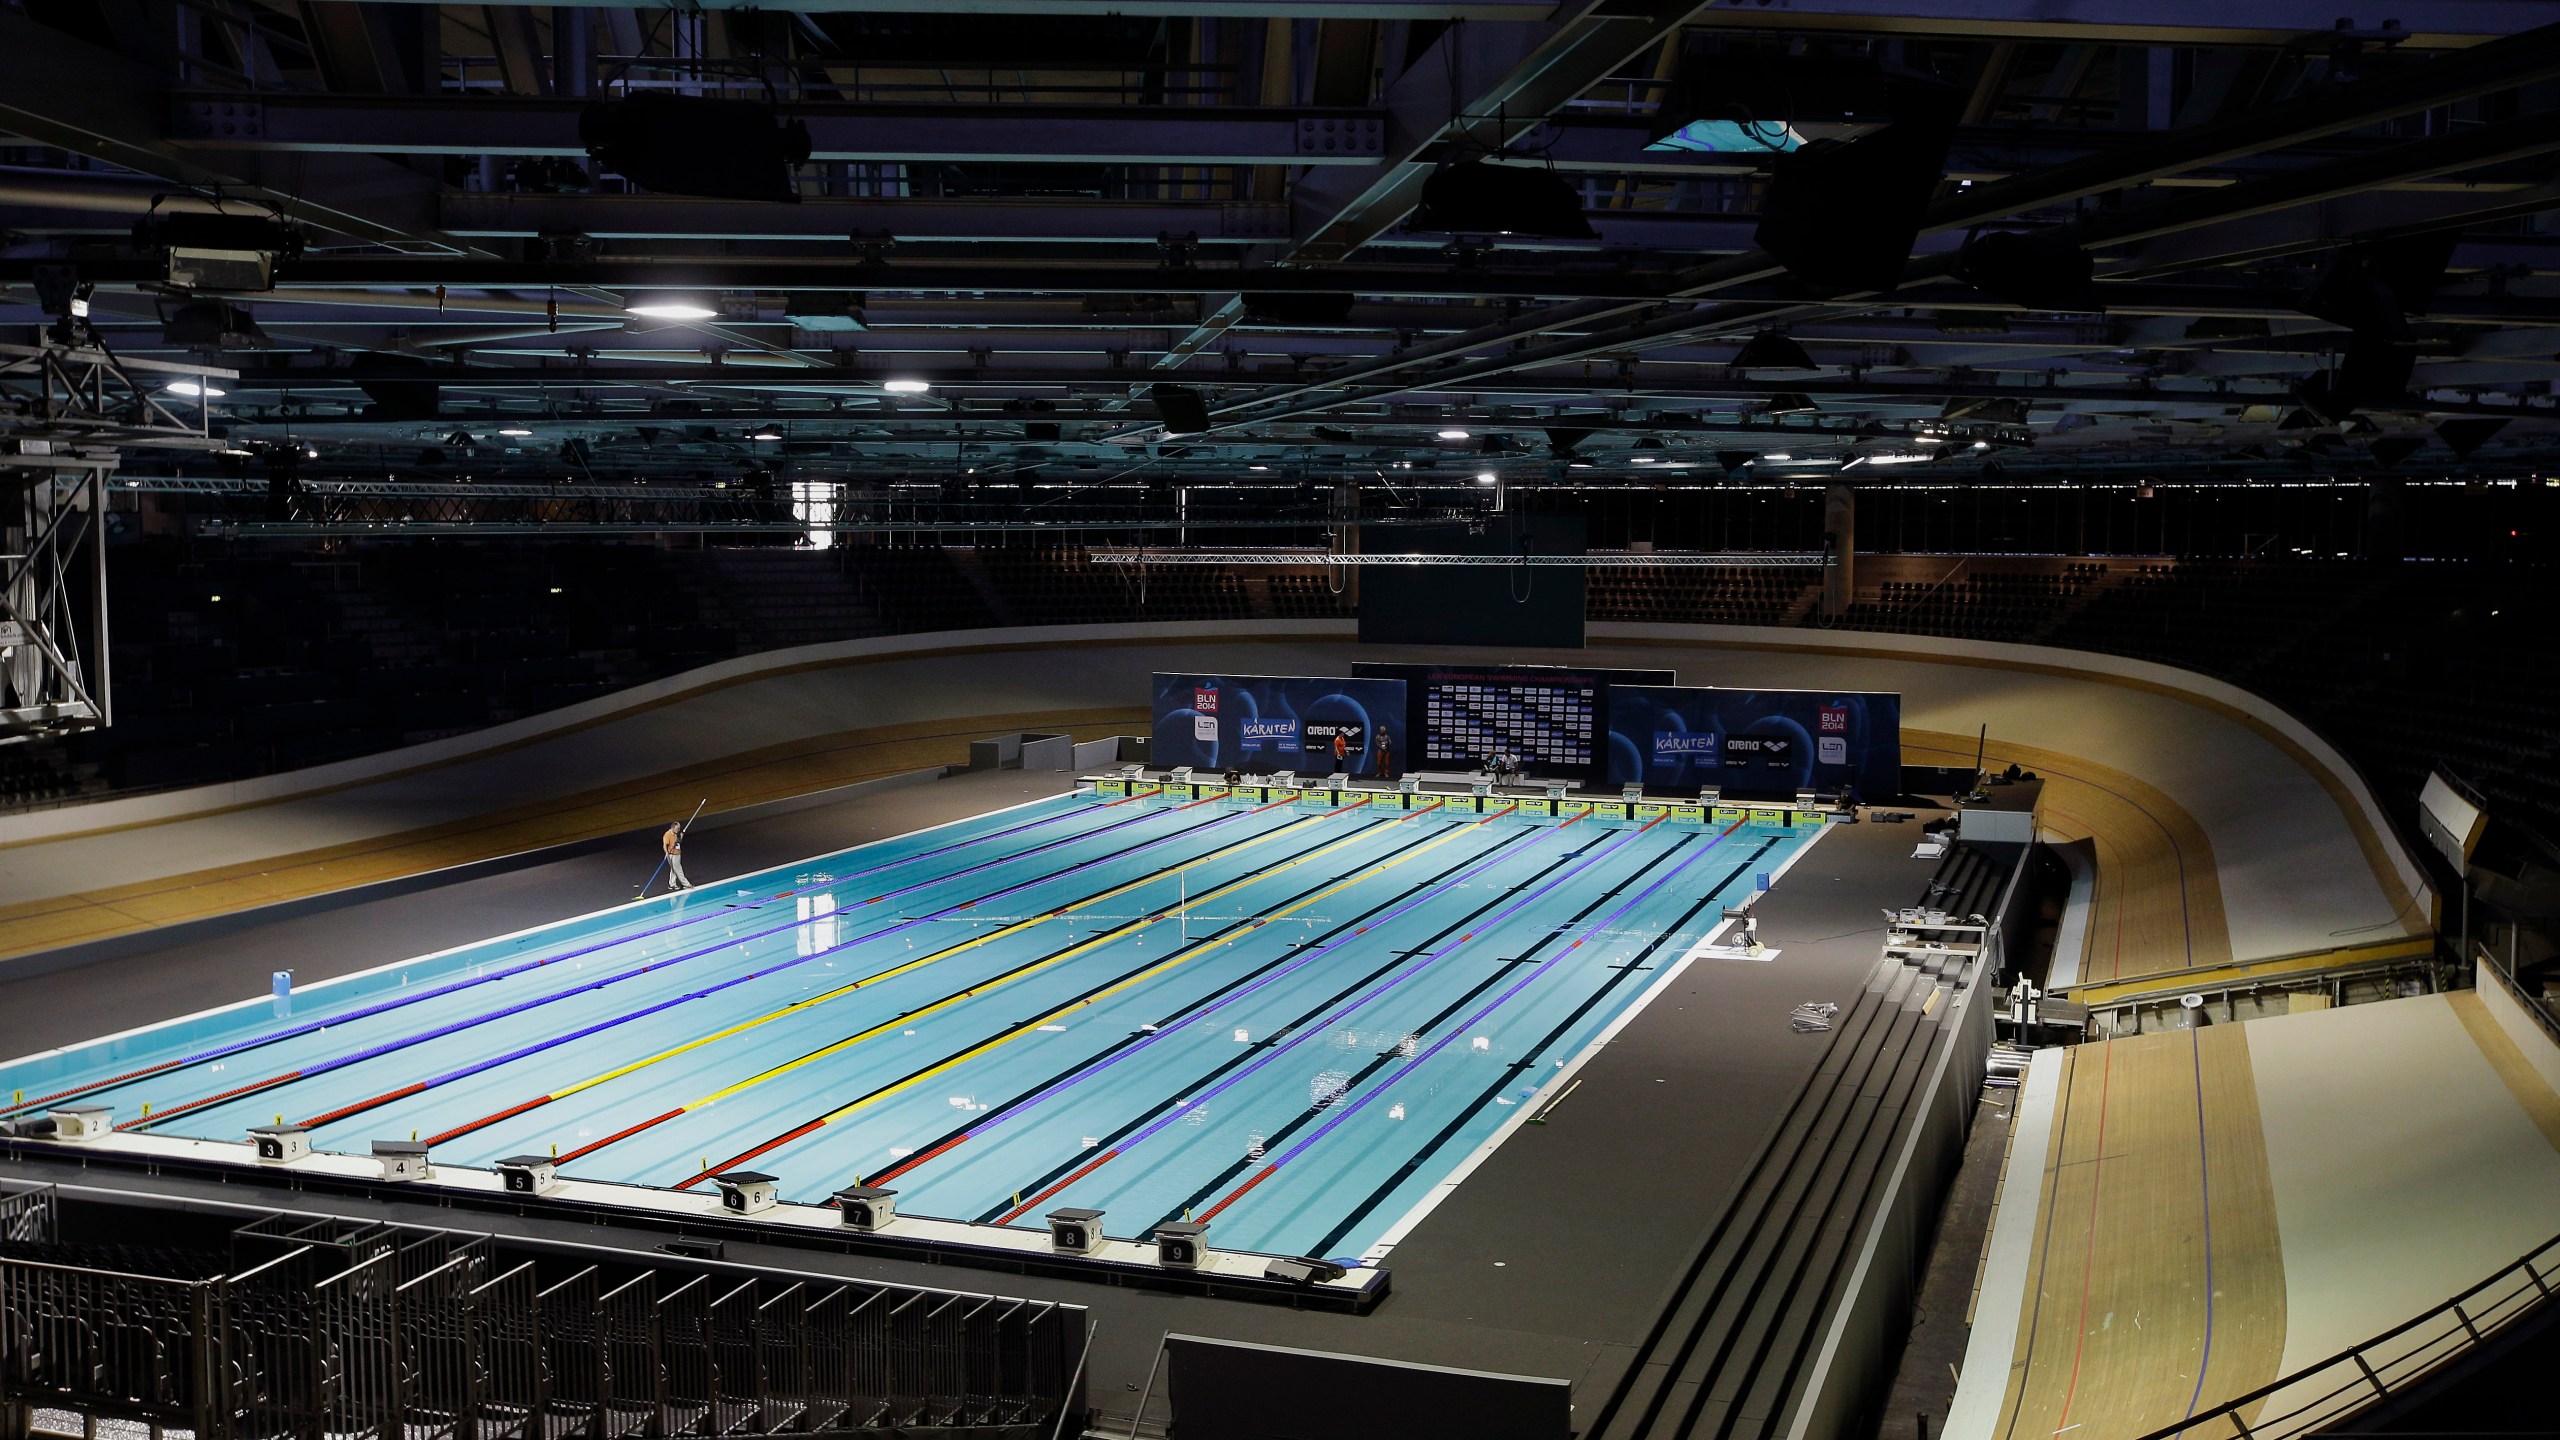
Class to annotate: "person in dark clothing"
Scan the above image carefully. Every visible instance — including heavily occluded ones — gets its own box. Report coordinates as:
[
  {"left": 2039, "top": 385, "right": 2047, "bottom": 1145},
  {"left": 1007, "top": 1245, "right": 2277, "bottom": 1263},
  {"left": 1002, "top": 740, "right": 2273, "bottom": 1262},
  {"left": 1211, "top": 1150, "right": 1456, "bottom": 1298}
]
[{"left": 1374, "top": 729, "right": 1394, "bottom": 780}]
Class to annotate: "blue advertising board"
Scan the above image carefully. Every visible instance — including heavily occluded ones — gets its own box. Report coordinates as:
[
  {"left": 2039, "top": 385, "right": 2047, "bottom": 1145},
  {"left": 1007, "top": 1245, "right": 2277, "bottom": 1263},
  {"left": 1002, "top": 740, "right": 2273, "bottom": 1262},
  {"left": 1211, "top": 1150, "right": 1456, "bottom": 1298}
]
[
  {"left": 1152, "top": 673, "right": 1409, "bottom": 777},
  {"left": 1603, "top": 685, "right": 1901, "bottom": 799}
]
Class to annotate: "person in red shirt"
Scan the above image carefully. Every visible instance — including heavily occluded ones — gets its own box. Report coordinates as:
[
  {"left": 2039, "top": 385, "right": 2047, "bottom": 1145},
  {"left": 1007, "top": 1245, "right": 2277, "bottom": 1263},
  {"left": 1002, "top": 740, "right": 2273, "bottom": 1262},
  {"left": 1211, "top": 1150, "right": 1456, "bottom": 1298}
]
[{"left": 1331, "top": 731, "right": 1349, "bottom": 769}]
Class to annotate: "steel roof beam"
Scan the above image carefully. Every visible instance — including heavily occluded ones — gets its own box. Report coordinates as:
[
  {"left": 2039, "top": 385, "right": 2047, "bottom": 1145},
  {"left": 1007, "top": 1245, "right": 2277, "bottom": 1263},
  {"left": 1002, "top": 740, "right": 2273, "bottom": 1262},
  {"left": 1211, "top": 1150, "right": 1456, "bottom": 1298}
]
[{"left": 172, "top": 95, "right": 1394, "bottom": 166}]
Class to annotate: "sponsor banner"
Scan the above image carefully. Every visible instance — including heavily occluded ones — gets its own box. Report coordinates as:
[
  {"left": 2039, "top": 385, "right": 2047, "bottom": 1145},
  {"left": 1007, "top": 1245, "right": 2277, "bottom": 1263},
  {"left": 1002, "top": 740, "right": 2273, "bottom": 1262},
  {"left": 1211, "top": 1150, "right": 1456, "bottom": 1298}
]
[
  {"left": 1605, "top": 684, "right": 1901, "bottom": 800},
  {"left": 1522, "top": 797, "right": 1557, "bottom": 817},
  {"left": 1653, "top": 730, "right": 1720, "bottom": 759},
  {"left": 1750, "top": 807, "right": 1787, "bottom": 827},
  {"left": 1713, "top": 805, "right": 1744, "bottom": 824},
  {"left": 1791, "top": 809, "right": 1826, "bottom": 827},
  {"left": 1634, "top": 802, "right": 1669, "bottom": 821},
  {"left": 1153, "top": 672, "right": 1408, "bottom": 777},
  {"left": 1558, "top": 800, "right": 1593, "bottom": 820},
  {"left": 1672, "top": 804, "right": 1705, "bottom": 824},
  {"left": 1097, "top": 778, "right": 1128, "bottom": 797},
  {"left": 1240, "top": 715, "right": 1300, "bottom": 753}
]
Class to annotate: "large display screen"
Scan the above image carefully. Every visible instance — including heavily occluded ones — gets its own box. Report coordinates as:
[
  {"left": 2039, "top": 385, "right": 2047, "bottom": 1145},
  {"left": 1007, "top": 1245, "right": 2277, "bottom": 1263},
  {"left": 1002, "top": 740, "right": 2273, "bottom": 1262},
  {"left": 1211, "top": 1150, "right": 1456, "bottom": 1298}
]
[
  {"left": 1603, "top": 685, "right": 1901, "bottom": 799},
  {"left": 1353, "top": 662, "right": 1676, "bottom": 782},
  {"left": 1151, "top": 672, "right": 1409, "bottom": 778}
]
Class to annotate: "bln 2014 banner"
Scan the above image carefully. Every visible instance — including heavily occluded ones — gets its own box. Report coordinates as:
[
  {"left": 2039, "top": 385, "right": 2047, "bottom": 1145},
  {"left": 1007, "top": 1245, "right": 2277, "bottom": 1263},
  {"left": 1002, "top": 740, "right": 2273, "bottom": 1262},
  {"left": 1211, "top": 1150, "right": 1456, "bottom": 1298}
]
[
  {"left": 1604, "top": 685, "right": 1901, "bottom": 799},
  {"left": 1152, "top": 673, "right": 1409, "bottom": 777}
]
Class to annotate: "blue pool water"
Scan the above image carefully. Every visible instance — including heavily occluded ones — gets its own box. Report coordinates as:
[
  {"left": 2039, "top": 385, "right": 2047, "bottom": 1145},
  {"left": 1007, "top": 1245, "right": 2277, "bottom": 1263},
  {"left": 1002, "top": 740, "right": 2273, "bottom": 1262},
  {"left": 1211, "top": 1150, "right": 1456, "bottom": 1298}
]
[{"left": 1, "top": 789, "right": 1817, "bottom": 1263}]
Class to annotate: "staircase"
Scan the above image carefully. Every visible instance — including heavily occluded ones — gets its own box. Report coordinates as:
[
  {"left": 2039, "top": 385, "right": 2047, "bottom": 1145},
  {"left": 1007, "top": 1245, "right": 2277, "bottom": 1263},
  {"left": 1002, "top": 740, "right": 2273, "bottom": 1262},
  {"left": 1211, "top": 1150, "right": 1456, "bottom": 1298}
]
[{"left": 1588, "top": 869, "right": 1987, "bottom": 1440}]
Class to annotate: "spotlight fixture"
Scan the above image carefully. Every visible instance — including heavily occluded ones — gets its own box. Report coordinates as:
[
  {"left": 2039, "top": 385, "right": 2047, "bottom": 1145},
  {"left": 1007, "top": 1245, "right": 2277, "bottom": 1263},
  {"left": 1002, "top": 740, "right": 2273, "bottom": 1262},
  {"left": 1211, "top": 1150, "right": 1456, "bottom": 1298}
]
[
  {"left": 581, "top": 93, "right": 812, "bottom": 203},
  {"left": 1630, "top": 455, "right": 1658, "bottom": 465},
  {"left": 1437, "top": 428, "right": 1472, "bottom": 440},
  {"left": 748, "top": 428, "right": 784, "bottom": 441},
  {"left": 1410, "top": 158, "right": 1596, "bottom": 240},
  {"left": 164, "top": 381, "right": 225, "bottom": 399},
  {"left": 1731, "top": 330, "right": 1818, "bottom": 372},
  {"left": 882, "top": 378, "right": 932, "bottom": 394},
  {"left": 497, "top": 426, "right": 533, "bottom": 437},
  {"left": 1475, "top": 472, "right": 1498, "bottom": 485},
  {"left": 625, "top": 297, "right": 720, "bottom": 321}
]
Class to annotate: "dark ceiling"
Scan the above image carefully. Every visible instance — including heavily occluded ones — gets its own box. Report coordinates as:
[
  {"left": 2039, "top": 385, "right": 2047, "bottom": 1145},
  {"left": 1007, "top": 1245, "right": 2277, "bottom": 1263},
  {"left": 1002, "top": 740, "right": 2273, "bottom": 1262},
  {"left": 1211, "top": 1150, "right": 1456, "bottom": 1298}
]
[{"left": 6, "top": 0, "right": 2560, "bottom": 495}]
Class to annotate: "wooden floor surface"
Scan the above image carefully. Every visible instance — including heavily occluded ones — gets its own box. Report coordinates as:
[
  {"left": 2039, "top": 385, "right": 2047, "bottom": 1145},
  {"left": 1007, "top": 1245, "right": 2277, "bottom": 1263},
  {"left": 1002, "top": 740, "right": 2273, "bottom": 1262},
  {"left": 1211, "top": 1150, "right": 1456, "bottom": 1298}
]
[
  {"left": 1905, "top": 728, "right": 2234, "bottom": 983},
  {"left": 1990, "top": 1025, "right": 2286, "bottom": 1440},
  {"left": 0, "top": 707, "right": 1147, "bottom": 962}
]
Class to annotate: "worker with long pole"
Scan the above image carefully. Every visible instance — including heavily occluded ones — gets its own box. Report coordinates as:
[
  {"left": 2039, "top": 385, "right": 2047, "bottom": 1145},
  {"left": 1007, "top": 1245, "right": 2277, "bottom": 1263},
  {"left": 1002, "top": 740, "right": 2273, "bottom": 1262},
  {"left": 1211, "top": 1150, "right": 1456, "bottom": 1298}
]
[{"left": 643, "top": 797, "right": 709, "bottom": 897}]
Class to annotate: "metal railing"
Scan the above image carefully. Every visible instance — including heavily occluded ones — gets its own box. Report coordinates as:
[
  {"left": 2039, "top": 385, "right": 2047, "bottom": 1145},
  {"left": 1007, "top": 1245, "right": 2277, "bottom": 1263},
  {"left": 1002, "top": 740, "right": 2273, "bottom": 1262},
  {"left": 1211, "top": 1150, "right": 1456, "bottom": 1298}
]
[
  {"left": 2132, "top": 1228, "right": 2560, "bottom": 1440},
  {"left": 0, "top": 1185, "right": 1084, "bottom": 1440}
]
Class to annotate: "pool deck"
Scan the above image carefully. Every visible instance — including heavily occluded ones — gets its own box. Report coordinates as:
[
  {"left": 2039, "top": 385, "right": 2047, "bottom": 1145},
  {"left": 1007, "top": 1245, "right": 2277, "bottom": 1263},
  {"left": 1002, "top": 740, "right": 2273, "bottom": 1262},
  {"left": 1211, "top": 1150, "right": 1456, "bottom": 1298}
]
[{"left": 0, "top": 774, "right": 1951, "bottom": 1430}]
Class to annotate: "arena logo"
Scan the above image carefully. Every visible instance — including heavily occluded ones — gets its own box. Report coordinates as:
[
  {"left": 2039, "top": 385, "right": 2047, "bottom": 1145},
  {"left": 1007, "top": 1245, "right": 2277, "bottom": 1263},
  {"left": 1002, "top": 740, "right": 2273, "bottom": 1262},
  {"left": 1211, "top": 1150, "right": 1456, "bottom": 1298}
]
[
  {"left": 1302, "top": 720, "right": 1364, "bottom": 754},
  {"left": 1240, "top": 716, "right": 1299, "bottom": 751},
  {"left": 1722, "top": 734, "right": 1795, "bottom": 766}
]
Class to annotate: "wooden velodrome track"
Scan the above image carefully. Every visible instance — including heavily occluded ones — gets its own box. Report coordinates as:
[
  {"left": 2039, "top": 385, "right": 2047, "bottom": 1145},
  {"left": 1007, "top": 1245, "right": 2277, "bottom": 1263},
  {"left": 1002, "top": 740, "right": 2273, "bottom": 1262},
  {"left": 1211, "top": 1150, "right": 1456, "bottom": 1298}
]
[
  {"left": 0, "top": 623, "right": 2425, "bottom": 974},
  {"left": 1971, "top": 989, "right": 2560, "bottom": 1440},
  {"left": 1986, "top": 1027, "right": 2288, "bottom": 1440}
]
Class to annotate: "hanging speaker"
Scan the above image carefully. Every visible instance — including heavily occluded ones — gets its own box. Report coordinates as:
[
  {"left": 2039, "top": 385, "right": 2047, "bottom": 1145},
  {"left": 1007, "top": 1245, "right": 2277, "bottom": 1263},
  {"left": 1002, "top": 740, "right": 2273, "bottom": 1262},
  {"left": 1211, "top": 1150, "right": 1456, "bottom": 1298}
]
[
  {"left": 1755, "top": 81, "right": 1961, "bottom": 296},
  {"left": 1151, "top": 383, "right": 1212, "bottom": 435}
]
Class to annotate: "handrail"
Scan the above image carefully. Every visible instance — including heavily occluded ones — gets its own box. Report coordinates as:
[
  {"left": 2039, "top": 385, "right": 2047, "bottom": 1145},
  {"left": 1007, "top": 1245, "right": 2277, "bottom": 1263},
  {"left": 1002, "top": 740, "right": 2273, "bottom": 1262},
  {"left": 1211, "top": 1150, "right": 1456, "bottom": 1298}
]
[
  {"left": 2132, "top": 1229, "right": 2560, "bottom": 1440},
  {"left": 2477, "top": 947, "right": 2560, "bottom": 1053}
]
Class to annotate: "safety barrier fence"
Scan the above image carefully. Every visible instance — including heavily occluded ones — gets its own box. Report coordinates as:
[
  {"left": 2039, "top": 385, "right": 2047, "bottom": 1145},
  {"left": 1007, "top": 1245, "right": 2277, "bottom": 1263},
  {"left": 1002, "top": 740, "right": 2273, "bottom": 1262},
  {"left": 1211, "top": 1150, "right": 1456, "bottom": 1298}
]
[
  {"left": 2130, "top": 1227, "right": 2560, "bottom": 1440},
  {"left": 0, "top": 1184, "right": 1084, "bottom": 1440}
]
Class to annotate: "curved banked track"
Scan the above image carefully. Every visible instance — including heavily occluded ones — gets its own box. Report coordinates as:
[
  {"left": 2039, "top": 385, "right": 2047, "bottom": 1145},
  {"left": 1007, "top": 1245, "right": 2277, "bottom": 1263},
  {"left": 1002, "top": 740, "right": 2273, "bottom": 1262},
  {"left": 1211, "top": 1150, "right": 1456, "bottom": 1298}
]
[{"left": 1590, "top": 879, "right": 1978, "bottom": 1440}]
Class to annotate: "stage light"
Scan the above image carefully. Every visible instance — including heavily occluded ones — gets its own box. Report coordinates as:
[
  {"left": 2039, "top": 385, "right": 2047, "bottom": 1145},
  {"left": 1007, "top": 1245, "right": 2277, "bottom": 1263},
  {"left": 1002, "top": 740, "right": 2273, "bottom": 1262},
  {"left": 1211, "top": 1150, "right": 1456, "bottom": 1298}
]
[
  {"left": 1437, "top": 428, "right": 1472, "bottom": 440},
  {"left": 626, "top": 298, "right": 719, "bottom": 321},
  {"left": 1755, "top": 80, "right": 1963, "bottom": 295},
  {"left": 1249, "top": 464, "right": 1270, "bottom": 471},
  {"left": 1762, "top": 452, "right": 1793, "bottom": 462},
  {"left": 748, "top": 428, "right": 783, "bottom": 441},
  {"left": 582, "top": 93, "right": 812, "bottom": 203},
  {"left": 1955, "top": 230, "right": 2102, "bottom": 313},
  {"left": 498, "top": 426, "right": 533, "bottom": 437},
  {"left": 1732, "top": 330, "right": 1818, "bottom": 372},
  {"left": 882, "top": 378, "right": 932, "bottom": 394},
  {"left": 161, "top": 299, "right": 270, "bottom": 350},
  {"left": 1411, "top": 158, "right": 1596, "bottom": 240},
  {"left": 1151, "top": 383, "right": 1211, "bottom": 435},
  {"left": 1475, "top": 472, "right": 1497, "bottom": 484},
  {"left": 1631, "top": 455, "right": 1657, "bottom": 464},
  {"left": 164, "top": 381, "right": 225, "bottom": 399}
]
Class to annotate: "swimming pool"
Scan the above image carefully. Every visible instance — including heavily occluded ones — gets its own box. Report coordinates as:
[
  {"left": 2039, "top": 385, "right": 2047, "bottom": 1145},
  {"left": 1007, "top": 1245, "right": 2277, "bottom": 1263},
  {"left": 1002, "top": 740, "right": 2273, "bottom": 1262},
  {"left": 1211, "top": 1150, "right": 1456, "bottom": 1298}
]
[{"left": 1, "top": 788, "right": 1819, "bottom": 1265}]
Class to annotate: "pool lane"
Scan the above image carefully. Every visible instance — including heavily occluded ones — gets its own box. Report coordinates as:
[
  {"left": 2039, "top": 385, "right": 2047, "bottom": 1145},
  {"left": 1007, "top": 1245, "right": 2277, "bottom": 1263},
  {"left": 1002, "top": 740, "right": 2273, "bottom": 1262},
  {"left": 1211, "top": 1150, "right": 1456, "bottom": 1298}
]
[
  {"left": 4, "top": 790, "right": 1826, "bottom": 1268},
  {"left": 1182, "top": 824, "right": 1794, "bottom": 1260},
  {"left": 957, "top": 816, "right": 1707, "bottom": 1236},
  {"left": 3, "top": 790, "right": 1156, "bottom": 1117},
  {"left": 179, "top": 795, "right": 1354, "bottom": 1150},
  {"left": 122, "top": 794, "right": 1262, "bottom": 1134},
  {"left": 705, "top": 802, "right": 1566, "bottom": 1197}
]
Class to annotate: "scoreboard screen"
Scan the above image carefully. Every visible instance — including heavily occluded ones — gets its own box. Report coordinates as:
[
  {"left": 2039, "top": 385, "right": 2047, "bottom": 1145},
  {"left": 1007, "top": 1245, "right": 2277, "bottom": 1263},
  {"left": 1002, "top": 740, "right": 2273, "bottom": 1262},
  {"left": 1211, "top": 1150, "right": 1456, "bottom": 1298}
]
[
  {"left": 1355, "top": 662, "right": 1676, "bottom": 783},
  {"left": 1421, "top": 678, "right": 1598, "bottom": 769}
]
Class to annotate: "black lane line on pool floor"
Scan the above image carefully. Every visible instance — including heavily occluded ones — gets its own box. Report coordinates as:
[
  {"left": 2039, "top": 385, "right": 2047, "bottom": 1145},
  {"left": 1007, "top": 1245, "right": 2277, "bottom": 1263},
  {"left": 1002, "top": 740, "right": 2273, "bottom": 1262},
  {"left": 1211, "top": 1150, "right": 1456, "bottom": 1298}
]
[
  {"left": 976, "top": 829, "right": 1695, "bottom": 1227},
  {"left": 1137, "top": 833, "right": 1709, "bottom": 1233},
  {"left": 128, "top": 797, "right": 1306, "bottom": 1137},
  {"left": 1300, "top": 836, "right": 1785, "bottom": 1257},
  {"left": 573, "top": 809, "right": 1440, "bottom": 1177},
  {"left": 858, "top": 820, "right": 1572, "bottom": 1195},
  {"left": 683, "top": 814, "right": 1581, "bottom": 1191},
  {"left": 14, "top": 794, "right": 1182, "bottom": 1123}
]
